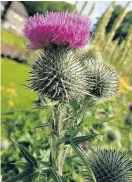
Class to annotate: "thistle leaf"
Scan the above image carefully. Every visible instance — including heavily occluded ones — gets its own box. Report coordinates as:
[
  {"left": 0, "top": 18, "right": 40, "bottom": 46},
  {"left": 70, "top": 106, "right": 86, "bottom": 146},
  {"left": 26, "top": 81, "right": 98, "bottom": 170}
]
[
  {"left": 71, "top": 143, "right": 97, "bottom": 182},
  {"left": 56, "top": 136, "right": 70, "bottom": 146},
  {"left": 71, "top": 134, "right": 97, "bottom": 145},
  {"left": 56, "top": 133, "right": 96, "bottom": 147},
  {"left": 18, "top": 145, "right": 38, "bottom": 169},
  {"left": 71, "top": 143, "right": 89, "bottom": 167},
  {"left": 3, "top": 169, "right": 39, "bottom": 182},
  {"left": 11, "top": 139, "right": 38, "bottom": 168},
  {"left": 38, "top": 161, "right": 50, "bottom": 171}
]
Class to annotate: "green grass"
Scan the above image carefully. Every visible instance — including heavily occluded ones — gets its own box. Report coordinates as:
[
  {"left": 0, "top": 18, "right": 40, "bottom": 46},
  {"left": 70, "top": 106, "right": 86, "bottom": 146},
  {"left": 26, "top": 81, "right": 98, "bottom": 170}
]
[
  {"left": 1, "top": 58, "right": 37, "bottom": 113},
  {"left": 1, "top": 30, "right": 25, "bottom": 49}
]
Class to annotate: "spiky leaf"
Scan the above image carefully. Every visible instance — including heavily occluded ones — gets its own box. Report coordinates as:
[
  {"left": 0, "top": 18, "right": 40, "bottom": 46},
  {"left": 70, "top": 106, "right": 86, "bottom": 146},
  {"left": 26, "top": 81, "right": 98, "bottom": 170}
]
[
  {"left": 17, "top": 143, "right": 38, "bottom": 168},
  {"left": 71, "top": 143, "right": 97, "bottom": 182},
  {"left": 71, "top": 134, "right": 97, "bottom": 145},
  {"left": 11, "top": 139, "right": 38, "bottom": 168},
  {"left": 56, "top": 133, "right": 96, "bottom": 146},
  {"left": 3, "top": 169, "right": 39, "bottom": 182}
]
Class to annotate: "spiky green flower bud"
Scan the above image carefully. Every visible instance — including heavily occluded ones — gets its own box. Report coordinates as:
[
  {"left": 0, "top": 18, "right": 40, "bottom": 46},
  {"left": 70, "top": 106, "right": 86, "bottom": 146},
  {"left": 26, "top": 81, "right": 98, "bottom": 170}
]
[
  {"left": 77, "top": 49, "right": 119, "bottom": 105},
  {"left": 86, "top": 149, "right": 132, "bottom": 182},
  {"left": 29, "top": 45, "right": 88, "bottom": 101},
  {"left": 86, "top": 61, "right": 118, "bottom": 98},
  {"left": 106, "top": 129, "right": 121, "bottom": 142}
]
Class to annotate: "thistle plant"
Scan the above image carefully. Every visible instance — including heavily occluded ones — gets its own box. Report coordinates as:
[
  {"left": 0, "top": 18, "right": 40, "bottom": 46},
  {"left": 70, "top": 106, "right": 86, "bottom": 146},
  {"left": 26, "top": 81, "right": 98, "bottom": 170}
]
[{"left": 5, "top": 12, "right": 132, "bottom": 182}]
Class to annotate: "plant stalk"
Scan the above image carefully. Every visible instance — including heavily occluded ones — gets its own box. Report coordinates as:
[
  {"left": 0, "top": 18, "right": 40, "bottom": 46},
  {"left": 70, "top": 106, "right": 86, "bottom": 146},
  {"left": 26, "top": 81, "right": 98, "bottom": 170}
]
[{"left": 54, "top": 105, "right": 66, "bottom": 176}]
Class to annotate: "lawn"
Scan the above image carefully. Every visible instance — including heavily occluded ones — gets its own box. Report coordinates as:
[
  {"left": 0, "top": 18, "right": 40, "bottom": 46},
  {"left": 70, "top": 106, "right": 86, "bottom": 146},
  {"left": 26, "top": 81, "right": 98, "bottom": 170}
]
[
  {"left": 1, "top": 30, "right": 25, "bottom": 50},
  {"left": 1, "top": 58, "right": 37, "bottom": 114}
]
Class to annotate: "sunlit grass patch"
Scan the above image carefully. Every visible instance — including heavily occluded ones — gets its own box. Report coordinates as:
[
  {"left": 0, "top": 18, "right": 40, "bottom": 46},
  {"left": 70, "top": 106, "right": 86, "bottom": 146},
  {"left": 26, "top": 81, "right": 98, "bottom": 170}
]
[
  {"left": 1, "top": 58, "right": 37, "bottom": 113},
  {"left": 1, "top": 30, "right": 25, "bottom": 50}
]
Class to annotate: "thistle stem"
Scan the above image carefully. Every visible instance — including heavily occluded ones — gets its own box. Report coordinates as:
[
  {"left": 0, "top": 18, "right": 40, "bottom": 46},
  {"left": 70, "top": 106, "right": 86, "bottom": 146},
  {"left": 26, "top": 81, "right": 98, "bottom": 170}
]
[{"left": 53, "top": 105, "right": 65, "bottom": 176}]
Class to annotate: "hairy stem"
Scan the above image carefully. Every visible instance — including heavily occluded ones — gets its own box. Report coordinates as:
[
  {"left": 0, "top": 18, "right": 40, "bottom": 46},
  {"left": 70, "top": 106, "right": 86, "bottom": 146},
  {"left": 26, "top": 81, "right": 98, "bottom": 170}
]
[
  {"left": 54, "top": 105, "right": 65, "bottom": 176},
  {"left": 53, "top": 104, "right": 72, "bottom": 176}
]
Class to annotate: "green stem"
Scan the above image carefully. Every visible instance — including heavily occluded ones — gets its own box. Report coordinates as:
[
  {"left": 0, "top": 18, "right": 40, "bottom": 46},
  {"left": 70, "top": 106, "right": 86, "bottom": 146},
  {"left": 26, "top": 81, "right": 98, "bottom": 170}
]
[
  {"left": 52, "top": 104, "right": 72, "bottom": 176},
  {"left": 53, "top": 105, "right": 65, "bottom": 176}
]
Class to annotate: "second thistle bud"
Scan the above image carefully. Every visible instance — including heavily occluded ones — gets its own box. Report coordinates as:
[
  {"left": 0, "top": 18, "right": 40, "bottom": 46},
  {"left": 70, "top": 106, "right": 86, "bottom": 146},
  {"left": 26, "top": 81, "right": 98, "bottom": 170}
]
[
  {"left": 86, "top": 62, "right": 118, "bottom": 98},
  {"left": 79, "top": 49, "right": 119, "bottom": 107}
]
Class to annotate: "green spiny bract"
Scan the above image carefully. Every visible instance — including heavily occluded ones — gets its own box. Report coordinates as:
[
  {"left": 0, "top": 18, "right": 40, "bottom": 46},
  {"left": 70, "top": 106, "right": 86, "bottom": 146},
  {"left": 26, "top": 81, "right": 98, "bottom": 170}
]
[
  {"left": 86, "top": 149, "right": 132, "bottom": 182},
  {"left": 29, "top": 45, "right": 88, "bottom": 101}
]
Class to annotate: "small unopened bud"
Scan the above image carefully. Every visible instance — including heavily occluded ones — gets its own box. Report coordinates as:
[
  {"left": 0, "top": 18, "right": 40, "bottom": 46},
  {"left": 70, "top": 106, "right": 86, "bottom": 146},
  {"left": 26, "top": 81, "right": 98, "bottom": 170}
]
[{"left": 106, "top": 129, "right": 121, "bottom": 142}]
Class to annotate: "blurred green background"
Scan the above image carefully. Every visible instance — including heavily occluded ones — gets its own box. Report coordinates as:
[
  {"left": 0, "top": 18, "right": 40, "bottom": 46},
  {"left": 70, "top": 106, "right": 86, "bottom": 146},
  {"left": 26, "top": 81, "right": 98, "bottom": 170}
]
[{"left": 1, "top": 1, "right": 132, "bottom": 181}]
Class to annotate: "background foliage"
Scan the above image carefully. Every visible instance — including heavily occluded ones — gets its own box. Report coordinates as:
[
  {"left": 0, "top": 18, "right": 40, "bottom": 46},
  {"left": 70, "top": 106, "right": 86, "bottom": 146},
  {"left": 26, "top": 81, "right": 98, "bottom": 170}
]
[
  {"left": 21, "top": 1, "right": 76, "bottom": 16},
  {"left": 94, "top": 5, "right": 132, "bottom": 43}
]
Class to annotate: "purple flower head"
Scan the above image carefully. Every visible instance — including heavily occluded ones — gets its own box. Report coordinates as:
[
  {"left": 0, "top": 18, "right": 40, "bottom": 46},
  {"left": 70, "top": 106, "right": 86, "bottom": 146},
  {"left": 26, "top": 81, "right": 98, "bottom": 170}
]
[
  {"left": 23, "top": 12, "right": 91, "bottom": 50},
  {"left": 82, "top": 141, "right": 89, "bottom": 150}
]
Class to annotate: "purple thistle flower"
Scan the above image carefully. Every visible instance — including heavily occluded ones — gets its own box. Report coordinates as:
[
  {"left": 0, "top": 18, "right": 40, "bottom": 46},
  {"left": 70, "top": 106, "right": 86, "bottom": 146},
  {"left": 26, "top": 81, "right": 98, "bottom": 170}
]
[
  {"left": 82, "top": 141, "right": 89, "bottom": 150},
  {"left": 23, "top": 12, "right": 91, "bottom": 50}
]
